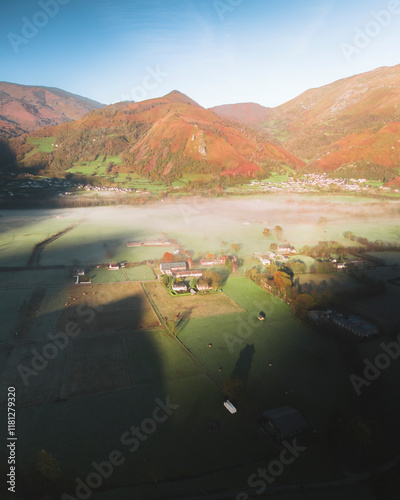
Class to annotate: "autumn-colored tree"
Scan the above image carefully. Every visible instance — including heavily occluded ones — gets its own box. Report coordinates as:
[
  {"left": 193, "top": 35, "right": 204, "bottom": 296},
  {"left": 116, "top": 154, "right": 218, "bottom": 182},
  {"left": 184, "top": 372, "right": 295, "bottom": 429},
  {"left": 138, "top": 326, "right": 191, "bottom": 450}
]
[
  {"left": 246, "top": 267, "right": 259, "bottom": 281},
  {"left": 292, "top": 294, "right": 316, "bottom": 318},
  {"left": 206, "top": 252, "right": 215, "bottom": 260},
  {"left": 231, "top": 243, "right": 241, "bottom": 252},
  {"left": 274, "top": 271, "right": 292, "bottom": 290},
  {"left": 162, "top": 252, "right": 174, "bottom": 263}
]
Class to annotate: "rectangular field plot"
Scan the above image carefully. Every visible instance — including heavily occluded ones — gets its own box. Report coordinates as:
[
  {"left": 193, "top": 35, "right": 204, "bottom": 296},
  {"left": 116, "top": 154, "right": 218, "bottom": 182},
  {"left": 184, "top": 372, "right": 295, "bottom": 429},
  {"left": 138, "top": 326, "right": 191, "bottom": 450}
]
[
  {"left": 144, "top": 282, "right": 245, "bottom": 319},
  {"left": 365, "top": 251, "right": 400, "bottom": 265},
  {"left": 0, "top": 211, "right": 81, "bottom": 267},
  {"left": 88, "top": 268, "right": 126, "bottom": 283},
  {"left": 60, "top": 336, "right": 132, "bottom": 399},
  {"left": 0, "top": 269, "right": 68, "bottom": 287},
  {"left": 56, "top": 283, "right": 159, "bottom": 335},
  {"left": 124, "top": 265, "right": 155, "bottom": 281},
  {"left": 0, "top": 342, "right": 66, "bottom": 407},
  {"left": 0, "top": 289, "right": 34, "bottom": 341},
  {"left": 179, "top": 277, "right": 352, "bottom": 434}
]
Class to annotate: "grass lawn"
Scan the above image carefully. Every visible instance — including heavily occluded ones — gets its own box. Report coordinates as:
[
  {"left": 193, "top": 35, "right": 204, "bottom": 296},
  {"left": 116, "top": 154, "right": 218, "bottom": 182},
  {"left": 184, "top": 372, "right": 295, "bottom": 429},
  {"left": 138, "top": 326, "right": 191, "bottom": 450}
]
[
  {"left": 144, "top": 281, "right": 245, "bottom": 319},
  {"left": 25, "top": 136, "right": 56, "bottom": 155},
  {"left": 88, "top": 267, "right": 126, "bottom": 283},
  {"left": 364, "top": 251, "right": 400, "bottom": 265},
  {"left": 124, "top": 265, "right": 155, "bottom": 281},
  {"left": 178, "top": 276, "right": 354, "bottom": 436},
  {"left": 0, "top": 212, "right": 80, "bottom": 267},
  {"left": 55, "top": 283, "right": 160, "bottom": 334}
]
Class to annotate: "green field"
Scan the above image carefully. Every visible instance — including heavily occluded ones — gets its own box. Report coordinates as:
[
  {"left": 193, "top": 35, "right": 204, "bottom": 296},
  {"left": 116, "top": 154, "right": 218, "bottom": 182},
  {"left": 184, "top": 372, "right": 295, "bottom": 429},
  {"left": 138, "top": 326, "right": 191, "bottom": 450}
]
[
  {"left": 178, "top": 277, "right": 353, "bottom": 421},
  {"left": 25, "top": 136, "right": 56, "bottom": 155},
  {"left": 0, "top": 198, "right": 399, "bottom": 498},
  {"left": 123, "top": 265, "right": 155, "bottom": 281}
]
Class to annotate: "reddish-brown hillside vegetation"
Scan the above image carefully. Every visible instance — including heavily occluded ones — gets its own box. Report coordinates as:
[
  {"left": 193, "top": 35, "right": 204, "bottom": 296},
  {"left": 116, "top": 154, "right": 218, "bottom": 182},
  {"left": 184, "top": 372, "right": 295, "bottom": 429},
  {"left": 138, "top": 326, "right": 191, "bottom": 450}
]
[
  {"left": 213, "top": 64, "right": 400, "bottom": 172},
  {"left": 0, "top": 82, "right": 103, "bottom": 139},
  {"left": 315, "top": 122, "right": 400, "bottom": 171},
  {"left": 210, "top": 102, "right": 273, "bottom": 124},
  {"left": 26, "top": 90, "right": 303, "bottom": 178}
]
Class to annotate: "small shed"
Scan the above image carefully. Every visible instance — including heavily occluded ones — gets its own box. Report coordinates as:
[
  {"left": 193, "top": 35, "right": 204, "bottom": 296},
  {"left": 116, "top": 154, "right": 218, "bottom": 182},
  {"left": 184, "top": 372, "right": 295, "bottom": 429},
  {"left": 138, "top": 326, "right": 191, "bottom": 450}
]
[{"left": 261, "top": 405, "right": 309, "bottom": 439}]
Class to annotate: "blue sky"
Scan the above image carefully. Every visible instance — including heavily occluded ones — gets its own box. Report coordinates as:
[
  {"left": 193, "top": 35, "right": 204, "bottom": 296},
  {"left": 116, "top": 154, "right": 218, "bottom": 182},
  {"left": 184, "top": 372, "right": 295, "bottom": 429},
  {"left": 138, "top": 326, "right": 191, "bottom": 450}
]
[{"left": 1, "top": 0, "right": 400, "bottom": 108}]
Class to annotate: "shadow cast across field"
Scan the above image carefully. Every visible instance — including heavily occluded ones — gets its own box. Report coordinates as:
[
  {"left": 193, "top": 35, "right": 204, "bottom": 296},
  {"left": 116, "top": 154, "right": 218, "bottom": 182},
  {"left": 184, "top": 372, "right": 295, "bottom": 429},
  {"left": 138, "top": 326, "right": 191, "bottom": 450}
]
[
  {"left": 231, "top": 343, "right": 256, "bottom": 386},
  {"left": 0, "top": 286, "right": 174, "bottom": 497}
]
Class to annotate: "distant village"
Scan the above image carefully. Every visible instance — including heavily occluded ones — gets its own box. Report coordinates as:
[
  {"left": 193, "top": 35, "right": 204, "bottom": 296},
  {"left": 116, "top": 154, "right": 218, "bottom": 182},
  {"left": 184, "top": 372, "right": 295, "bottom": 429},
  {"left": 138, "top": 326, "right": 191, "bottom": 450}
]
[
  {"left": 3, "top": 171, "right": 399, "bottom": 201},
  {"left": 248, "top": 173, "right": 398, "bottom": 193}
]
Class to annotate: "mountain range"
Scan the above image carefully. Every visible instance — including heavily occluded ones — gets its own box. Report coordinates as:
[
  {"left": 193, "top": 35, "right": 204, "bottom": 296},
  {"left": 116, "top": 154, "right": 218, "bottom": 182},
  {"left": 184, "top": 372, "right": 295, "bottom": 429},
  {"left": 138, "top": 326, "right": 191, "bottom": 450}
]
[
  {"left": 0, "top": 83, "right": 103, "bottom": 139},
  {"left": 212, "top": 64, "right": 400, "bottom": 171},
  {"left": 2, "top": 64, "right": 400, "bottom": 178}
]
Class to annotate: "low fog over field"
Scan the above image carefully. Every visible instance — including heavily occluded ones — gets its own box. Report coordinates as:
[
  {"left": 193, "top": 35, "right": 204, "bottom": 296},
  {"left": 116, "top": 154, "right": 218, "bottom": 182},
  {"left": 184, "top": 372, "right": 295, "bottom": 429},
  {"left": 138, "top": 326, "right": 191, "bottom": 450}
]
[{"left": 0, "top": 195, "right": 399, "bottom": 266}]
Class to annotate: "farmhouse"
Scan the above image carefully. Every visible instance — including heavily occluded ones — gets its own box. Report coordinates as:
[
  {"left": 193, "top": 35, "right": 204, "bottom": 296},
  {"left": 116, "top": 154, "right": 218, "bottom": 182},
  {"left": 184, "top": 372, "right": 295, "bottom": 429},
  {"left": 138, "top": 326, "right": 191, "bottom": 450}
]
[
  {"left": 258, "top": 405, "right": 310, "bottom": 440},
  {"left": 144, "top": 239, "right": 172, "bottom": 246},
  {"left": 160, "top": 261, "right": 188, "bottom": 275},
  {"left": 197, "top": 283, "right": 213, "bottom": 291},
  {"left": 173, "top": 269, "right": 204, "bottom": 279},
  {"left": 126, "top": 241, "right": 143, "bottom": 247},
  {"left": 172, "top": 283, "right": 188, "bottom": 292},
  {"left": 277, "top": 245, "right": 297, "bottom": 255},
  {"left": 200, "top": 256, "right": 230, "bottom": 266},
  {"left": 109, "top": 263, "right": 120, "bottom": 270}
]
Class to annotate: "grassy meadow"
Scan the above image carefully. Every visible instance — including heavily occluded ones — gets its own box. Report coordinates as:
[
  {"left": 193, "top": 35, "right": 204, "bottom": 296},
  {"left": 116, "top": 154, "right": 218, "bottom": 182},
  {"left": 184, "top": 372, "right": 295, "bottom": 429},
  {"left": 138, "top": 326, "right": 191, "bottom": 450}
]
[{"left": 0, "top": 195, "right": 399, "bottom": 498}]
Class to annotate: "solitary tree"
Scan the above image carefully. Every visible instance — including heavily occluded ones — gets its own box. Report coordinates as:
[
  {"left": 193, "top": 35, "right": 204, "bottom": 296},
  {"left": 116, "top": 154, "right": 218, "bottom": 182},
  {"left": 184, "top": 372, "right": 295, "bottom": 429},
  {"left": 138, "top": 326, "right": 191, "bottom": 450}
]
[
  {"left": 223, "top": 376, "right": 244, "bottom": 404},
  {"left": 273, "top": 225, "right": 283, "bottom": 239},
  {"left": 231, "top": 243, "right": 241, "bottom": 253},
  {"left": 263, "top": 228, "right": 271, "bottom": 238}
]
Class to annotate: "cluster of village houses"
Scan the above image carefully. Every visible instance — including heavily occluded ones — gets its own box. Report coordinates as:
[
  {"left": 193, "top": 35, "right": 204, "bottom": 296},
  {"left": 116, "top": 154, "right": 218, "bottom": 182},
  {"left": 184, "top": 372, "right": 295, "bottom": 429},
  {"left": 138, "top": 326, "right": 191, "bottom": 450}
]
[
  {"left": 159, "top": 256, "right": 231, "bottom": 292},
  {"left": 248, "top": 173, "right": 397, "bottom": 193},
  {"left": 254, "top": 245, "right": 297, "bottom": 265}
]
